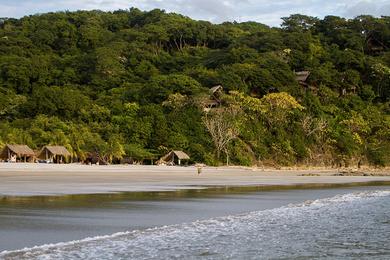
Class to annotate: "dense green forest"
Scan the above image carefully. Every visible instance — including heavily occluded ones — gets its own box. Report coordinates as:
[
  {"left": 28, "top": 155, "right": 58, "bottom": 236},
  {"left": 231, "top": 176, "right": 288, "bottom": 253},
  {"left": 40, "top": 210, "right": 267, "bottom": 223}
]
[{"left": 0, "top": 8, "right": 389, "bottom": 166}]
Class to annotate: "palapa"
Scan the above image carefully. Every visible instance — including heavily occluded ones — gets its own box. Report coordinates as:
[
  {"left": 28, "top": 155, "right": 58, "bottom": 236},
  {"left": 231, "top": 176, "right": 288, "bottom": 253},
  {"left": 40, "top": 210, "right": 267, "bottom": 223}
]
[
  {"left": 1, "top": 144, "right": 35, "bottom": 156},
  {"left": 38, "top": 146, "right": 71, "bottom": 163},
  {"left": 158, "top": 150, "right": 190, "bottom": 165},
  {"left": 0, "top": 144, "right": 35, "bottom": 162},
  {"left": 39, "top": 146, "right": 71, "bottom": 157}
]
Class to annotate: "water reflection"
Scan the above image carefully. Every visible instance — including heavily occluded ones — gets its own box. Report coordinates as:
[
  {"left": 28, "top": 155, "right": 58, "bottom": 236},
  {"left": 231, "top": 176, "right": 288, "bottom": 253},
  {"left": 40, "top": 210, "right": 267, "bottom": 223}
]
[
  {"left": 0, "top": 181, "right": 389, "bottom": 251},
  {"left": 1, "top": 181, "right": 389, "bottom": 207}
]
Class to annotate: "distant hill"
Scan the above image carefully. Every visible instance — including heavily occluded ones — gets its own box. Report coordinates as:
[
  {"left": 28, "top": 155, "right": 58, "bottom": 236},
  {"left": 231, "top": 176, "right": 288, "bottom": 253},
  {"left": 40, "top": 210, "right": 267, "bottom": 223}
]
[{"left": 0, "top": 9, "right": 389, "bottom": 166}]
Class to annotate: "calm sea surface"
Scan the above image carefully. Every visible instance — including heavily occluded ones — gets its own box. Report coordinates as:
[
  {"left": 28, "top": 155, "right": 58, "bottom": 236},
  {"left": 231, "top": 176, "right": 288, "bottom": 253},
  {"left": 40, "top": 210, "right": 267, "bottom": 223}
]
[{"left": 0, "top": 185, "right": 389, "bottom": 259}]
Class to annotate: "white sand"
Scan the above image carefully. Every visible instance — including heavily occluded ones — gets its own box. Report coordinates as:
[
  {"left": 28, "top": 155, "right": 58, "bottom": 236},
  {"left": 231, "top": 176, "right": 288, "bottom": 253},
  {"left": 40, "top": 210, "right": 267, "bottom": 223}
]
[{"left": 0, "top": 163, "right": 389, "bottom": 196}]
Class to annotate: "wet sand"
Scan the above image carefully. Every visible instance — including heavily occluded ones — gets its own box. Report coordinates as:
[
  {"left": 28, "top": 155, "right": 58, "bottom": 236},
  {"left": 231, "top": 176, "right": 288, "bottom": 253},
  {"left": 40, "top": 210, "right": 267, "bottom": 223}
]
[{"left": 0, "top": 164, "right": 389, "bottom": 196}]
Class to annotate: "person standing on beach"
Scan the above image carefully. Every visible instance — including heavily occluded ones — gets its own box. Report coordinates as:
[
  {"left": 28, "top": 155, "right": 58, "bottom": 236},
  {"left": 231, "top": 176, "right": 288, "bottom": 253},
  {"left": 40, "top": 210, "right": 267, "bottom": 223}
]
[{"left": 197, "top": 166, "right": 202, "bottom": 175}]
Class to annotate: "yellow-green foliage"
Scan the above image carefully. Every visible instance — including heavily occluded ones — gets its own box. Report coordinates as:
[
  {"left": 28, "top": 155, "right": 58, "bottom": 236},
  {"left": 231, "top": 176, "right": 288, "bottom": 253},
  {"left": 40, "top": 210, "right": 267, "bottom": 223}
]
[{"left": 0, "top": 10, "right": 389, "bottom": 166}]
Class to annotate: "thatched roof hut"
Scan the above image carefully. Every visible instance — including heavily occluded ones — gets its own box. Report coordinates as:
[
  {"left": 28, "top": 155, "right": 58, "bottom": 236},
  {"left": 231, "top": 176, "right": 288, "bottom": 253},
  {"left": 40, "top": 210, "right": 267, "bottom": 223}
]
[
  {"left": 203, "top": 85, "right": 224, "bottom": 112},
  {"left": 210, "top": 85, "right": 223, "bottom": 101},
  {"left": 0, "top": 144, "right": 35, "bottom": 162},
  {"left": 209, "top": 85, "right": 223, "bottom": 95},
  {"left": 295, "top": 71, "right": 310, "bottom": 85},
  {"left": 158, "top": 150, "right": 190, "bottom": 166},
  {"left": 38, "top": 146, "right": 71, "bottom": 163}
]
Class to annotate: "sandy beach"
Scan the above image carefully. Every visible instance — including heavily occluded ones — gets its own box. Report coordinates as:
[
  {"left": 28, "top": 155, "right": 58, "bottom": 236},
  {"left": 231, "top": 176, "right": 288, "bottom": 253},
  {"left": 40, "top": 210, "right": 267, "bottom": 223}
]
[{"left": 0, "top": 163, "right": 389, "bottom": 196}]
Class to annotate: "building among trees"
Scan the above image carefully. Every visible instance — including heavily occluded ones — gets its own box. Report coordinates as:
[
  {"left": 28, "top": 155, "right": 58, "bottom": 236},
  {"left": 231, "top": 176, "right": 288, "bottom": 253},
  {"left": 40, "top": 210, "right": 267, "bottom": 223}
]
[
  {"left": 37, "top": 146, "right": 71, "bottom": 163},
  {"left": 0, "top": 144, "right": 35, "bottom": 162},
  {"left": 295, "top": 71, "right": 319, "bottom": 93},
  {"left": 203, "top": 85, "right": 224, "bottom": 112},
  {"left": 295, "top": 71, "right": 311, "bottom": 86},
  {"left": 158, "top": 151, "right": 190, "bottom": 165}
]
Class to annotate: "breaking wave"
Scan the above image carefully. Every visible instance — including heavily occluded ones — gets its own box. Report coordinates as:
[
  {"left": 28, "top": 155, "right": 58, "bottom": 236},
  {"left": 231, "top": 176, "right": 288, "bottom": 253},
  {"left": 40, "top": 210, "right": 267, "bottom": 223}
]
[{"left": 1, "top": 190, "right": 390, "bottom": 259}]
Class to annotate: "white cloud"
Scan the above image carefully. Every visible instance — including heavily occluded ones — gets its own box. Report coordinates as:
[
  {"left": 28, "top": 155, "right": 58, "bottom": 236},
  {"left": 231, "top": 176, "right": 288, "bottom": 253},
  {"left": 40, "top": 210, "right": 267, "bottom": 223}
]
[
  {"left": 344, "top": 0, "right": 390, "bottom": 17},
  {"left": 0, "top": 0, "right": 389, "bottom": 26}
]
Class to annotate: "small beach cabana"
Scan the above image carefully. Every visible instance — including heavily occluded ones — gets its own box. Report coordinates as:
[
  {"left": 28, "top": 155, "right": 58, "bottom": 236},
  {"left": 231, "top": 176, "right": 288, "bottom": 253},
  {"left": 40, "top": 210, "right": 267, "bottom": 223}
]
[
  {"left": 158, "top": 150, "right": 190, "bottom": 166},
  {"left": 0, "top": 144, "right": 35, "bottom": 162},
  {"left": 38, "top": 146, "right": 71, "bottom": 163}
]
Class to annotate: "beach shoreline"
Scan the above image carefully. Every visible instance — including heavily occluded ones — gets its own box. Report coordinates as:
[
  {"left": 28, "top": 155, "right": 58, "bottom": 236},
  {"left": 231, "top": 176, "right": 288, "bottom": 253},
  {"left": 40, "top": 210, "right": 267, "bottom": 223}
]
[{"left": 0, "top": 163, "right": 389, "bottom": 196}]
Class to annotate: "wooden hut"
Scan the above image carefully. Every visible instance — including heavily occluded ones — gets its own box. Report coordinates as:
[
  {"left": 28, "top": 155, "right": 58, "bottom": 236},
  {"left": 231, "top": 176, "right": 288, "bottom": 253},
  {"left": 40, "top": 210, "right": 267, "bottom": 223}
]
[
  {"left": 210, "top": 85, "right": 223, "bottom": 100},
  {"left": 295, "top": 71, "right": 310, "bottom": 86},
  {"left": 0, "top": 144, "right": 35, "bottom": 162},
  {"left": 38, "top": 146, "right": 71, "bottom": 163},
  {"left": 158, "top": 151, "right": 190, "bottom": 166},
  {"left": 204, "top": 85, "right": 224, "bottom": 112},
  {"left": 295, "top": 71, "right": 319, "bottom": 93}
]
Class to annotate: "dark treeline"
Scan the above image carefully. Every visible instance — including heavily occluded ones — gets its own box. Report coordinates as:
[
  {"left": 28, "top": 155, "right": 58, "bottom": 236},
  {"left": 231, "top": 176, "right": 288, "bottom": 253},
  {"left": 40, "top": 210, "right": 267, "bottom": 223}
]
[{"left": 0, "top": 9, "right": 389, "bottom": 166}]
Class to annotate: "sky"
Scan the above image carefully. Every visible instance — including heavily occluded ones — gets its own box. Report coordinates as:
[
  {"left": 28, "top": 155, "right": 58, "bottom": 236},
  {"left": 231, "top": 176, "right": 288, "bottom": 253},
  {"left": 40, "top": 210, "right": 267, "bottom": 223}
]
[{"left": 0, "top": 0, "right": 389, "bottom": 26}]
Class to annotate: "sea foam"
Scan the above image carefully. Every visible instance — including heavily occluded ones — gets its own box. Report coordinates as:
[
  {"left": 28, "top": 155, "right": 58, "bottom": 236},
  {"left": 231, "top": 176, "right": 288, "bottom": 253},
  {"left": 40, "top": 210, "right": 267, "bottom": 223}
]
[{"left": 1, "top": 190, "right": 389, "bottom": 260}]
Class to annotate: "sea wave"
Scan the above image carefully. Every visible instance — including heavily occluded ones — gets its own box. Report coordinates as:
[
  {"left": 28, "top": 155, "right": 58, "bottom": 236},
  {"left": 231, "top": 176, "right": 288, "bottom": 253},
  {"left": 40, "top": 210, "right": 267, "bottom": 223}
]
[{"left": 1, "top": 190, "right": 389, "bottom": 260}]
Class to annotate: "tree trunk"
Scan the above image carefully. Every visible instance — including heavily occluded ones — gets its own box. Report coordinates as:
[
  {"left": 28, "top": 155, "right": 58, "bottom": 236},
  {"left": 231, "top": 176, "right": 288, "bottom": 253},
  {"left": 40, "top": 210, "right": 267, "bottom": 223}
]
[{"left": 226, "top": 153, "right": 229, "bottom": 166}]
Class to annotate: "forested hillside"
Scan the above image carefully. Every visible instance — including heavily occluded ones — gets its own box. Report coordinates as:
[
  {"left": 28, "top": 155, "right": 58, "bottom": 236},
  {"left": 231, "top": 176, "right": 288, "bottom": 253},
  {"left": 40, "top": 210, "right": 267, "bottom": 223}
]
[{"left": 0, "top": 8, "right": 389, "bottom": 166}]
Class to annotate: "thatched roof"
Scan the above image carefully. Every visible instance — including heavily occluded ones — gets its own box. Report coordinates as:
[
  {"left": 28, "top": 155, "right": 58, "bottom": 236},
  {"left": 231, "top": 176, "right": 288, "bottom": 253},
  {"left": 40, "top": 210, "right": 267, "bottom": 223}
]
[
  {"left": 295, "top": 71, "right": 310, "bottom": 82},
  {"left": 172, "top": 151, "right": 190, "bottom": 160},
  {"left": 209, "top": 85, "right": 223, "bottom": 94},
  {"left": 1, "top": 144, "right": 35, "bottom": 157},
  {"left": 160, "top": 150, "right": 190, "bottom": 162},
  {"left": 40, "top": 146, "right": 71, "bottom": 157}
]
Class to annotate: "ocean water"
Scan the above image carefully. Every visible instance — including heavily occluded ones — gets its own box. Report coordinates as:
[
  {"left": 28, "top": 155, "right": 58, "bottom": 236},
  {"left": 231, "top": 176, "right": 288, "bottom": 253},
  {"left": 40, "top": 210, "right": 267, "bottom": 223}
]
[{"left": 1, "top": 190, "right": 389, "bottom": 260}]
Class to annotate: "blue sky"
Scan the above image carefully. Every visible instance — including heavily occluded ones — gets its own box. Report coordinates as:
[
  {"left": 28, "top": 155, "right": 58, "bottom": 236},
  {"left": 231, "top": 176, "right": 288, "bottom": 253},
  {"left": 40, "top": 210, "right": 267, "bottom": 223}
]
[{"left": 0, "top": 0, "right": 389, "bottom": 26}]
